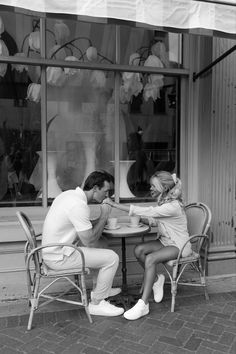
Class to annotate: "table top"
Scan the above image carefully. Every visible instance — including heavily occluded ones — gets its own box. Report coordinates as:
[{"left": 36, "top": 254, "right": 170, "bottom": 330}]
[{"left": 103, "top": 220, "right": 150, "bottom": 238}]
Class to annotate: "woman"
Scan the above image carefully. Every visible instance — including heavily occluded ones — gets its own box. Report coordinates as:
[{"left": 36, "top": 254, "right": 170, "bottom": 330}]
[{"left": 103, "top": 171, "right": 192, "bottom": 320}]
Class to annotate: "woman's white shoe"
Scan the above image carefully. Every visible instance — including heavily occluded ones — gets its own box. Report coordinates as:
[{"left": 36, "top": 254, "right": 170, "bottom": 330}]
[
  {"left": 153, "top": 274, "right": 165, "bottom": 303},
  {"left": 123, "top": 299, "right": 149, "bottom": 320}
]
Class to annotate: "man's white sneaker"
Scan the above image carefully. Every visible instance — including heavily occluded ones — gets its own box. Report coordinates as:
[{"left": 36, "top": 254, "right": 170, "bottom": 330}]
[
  {"left": 107, "top": 287, "right": 121, "bottom": 297},
  {"left": 123, "top": 299, "right": 149, "bottom": 320},
  {"left": 153, "top": 274, "right": 165, "bottom": 303},
  {"left": 88, "top": 300, "right": 124, "bottom": 317}
]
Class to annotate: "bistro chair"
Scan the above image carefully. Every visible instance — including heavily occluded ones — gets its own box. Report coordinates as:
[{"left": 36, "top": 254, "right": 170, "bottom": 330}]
[
  {"left": 16, "top": 211, "right": 92, "bottom": 330},
  {"left": 163, "top": 202, "right": 212, "bottom": 312}
]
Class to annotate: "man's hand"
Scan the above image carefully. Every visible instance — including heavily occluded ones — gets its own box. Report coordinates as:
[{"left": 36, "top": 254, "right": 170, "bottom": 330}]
[{"left": 100, "top": 203, "right": 112, "bottom": 217}]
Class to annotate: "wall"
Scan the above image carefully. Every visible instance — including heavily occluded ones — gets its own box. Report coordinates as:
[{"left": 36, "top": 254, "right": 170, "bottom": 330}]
[{"left": 195, "top": 36, "right": 236, "bottom": 275}]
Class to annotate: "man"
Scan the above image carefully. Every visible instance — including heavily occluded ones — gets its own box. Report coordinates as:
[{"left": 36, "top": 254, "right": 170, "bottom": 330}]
[{"left": 42, "top": 170, "right": 124, "bottom": 317}]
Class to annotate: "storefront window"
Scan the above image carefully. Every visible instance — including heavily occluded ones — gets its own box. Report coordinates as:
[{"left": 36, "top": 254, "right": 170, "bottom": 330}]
[{"left": 0, "top": 9, "right": 183, "bottom": 207}]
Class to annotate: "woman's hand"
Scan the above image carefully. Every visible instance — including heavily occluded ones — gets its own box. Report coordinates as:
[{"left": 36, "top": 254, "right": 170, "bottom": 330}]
[{"left": 102, "top": 197, "right": 114, "bottom": 207}]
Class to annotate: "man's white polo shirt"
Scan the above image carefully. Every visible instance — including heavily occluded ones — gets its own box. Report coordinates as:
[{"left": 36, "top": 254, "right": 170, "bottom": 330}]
[{"left": 42, "top": 187, "right": 92, "bottom": 261}]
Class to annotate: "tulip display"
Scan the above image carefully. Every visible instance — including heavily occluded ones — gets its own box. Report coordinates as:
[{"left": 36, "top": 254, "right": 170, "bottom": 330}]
[
  {"left": 54, "top": 20, "right": 70, "bottom": 45},
  {"left": 0, "top": 39, "right": 9, "bottom": 77},
  {"left": 26, "top": 83, "right": 41, "bottom": 103},
  {"left": 11, "top": 53, "right": 28, "bottom": 73}
]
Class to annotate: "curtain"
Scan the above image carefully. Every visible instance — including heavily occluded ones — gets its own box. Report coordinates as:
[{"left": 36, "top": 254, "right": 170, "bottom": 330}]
[{"left": 0, "top": 0, "right": 235, "bottom": 35}]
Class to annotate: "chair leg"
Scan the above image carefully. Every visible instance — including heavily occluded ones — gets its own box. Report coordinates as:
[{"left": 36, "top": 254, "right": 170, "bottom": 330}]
[
  {"left": 85, "top": 305, "right": 93, "bottom": 324},
  {"left": 27, "top": 275, "right": 40, "bottom": 330},
  {"left": 80, "top": 274, "right": 93, "bottom": 323},
  {"left": 198, "top": 260, "right": 209, "bottom": 301},
  {"left": 171, "top": 280, "right": 177, "bottom": 312}
]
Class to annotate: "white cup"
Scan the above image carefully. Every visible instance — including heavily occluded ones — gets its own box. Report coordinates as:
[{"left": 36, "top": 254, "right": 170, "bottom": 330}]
[
  {"left": 107, "top": 217, "right": 118, "bottom": 229},
  {"left": 130, "top": 215, "right": 140, "bottom": 227}
]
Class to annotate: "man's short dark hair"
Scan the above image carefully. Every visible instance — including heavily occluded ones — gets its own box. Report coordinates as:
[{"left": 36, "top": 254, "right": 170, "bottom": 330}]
[{"left": 83, "top": 170, "right": 114, "bottom": 191}]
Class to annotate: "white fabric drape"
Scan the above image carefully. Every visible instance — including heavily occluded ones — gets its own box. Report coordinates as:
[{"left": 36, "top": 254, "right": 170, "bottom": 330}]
[{"left": 0, "top": 0, "right": 236, "bottom": 35}]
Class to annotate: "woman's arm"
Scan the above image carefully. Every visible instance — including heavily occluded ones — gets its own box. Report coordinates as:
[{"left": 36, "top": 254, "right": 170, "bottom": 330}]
[{"left": 103, "top": 198, "right": 130, "bottom": 213}]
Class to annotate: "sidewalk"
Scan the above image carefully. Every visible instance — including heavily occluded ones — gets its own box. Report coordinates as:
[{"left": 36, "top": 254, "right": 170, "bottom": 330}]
[{"left": 0, "top": 275, "right": 235, "bottom": 354}]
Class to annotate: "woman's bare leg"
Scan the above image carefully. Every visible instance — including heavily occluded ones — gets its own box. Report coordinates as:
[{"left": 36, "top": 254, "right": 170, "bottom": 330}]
[
  {"left": 141, "top": 243, "right": 179, "bottom": 303},
  {"left": 134, "top": 240, "right": 164, "bottom": 268}
]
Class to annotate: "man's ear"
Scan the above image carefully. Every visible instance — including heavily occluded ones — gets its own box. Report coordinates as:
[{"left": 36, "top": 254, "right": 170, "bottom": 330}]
[{"left": 93, "top": 185, "right": 99, "bottom": 192}]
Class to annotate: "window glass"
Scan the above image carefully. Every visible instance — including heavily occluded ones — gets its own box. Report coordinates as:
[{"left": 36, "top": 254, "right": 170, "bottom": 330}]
[
  {"left": 119, "top": 75, "right": 178, "bottom": 199},
  {"left": 46, "top": 17, "right": 116, "bottom": 64},
  {"left": 0, "top": 11, "right": 182, "bottom": 206},
  {"left": 46, "top": 69, "right": 115, "bottom": 197},
  {"left": 0, "top": 12, "right": 42, "bottom": 206},
  {"left": 120, "top": 26, "right": 182, "bottom": 68}
]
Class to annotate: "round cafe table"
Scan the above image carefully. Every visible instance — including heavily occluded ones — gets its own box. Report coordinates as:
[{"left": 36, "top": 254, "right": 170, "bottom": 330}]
[{"left": 103, "top": 216, "right": 150, "bottom": 307}]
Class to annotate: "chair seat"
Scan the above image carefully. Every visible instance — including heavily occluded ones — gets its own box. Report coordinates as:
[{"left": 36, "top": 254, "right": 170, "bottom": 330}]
[
  {"left": 166, "top": 251, "right": 199, "bottom": 267},
  {"left": 42, "top": 263, "right": 90, "bottom": 276}
]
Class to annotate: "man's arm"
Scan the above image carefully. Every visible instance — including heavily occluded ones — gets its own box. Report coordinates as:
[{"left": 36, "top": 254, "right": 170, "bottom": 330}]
[{"left": 76, "top": 204, "right": 112, "bottom": 247}]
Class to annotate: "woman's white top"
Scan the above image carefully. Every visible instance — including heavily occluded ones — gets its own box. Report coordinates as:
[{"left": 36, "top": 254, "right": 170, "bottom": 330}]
[{"left": 129, "top": 200, "right": 192, "bottom": 257}]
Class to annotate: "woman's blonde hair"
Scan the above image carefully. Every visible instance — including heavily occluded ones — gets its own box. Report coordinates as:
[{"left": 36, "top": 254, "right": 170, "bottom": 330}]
[{"left": 151, "top": 170, "right": 183, "bottom": 206}]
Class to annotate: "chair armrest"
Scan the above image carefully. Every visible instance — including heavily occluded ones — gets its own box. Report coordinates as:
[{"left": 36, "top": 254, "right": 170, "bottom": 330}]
[
  {"left": 26, "top": 243, "right": 86, "bottom": 272},
  {"left": 35, "top": 233, "right": 42, "bottom": 238},
  {"left": 175, "top": 234, "right": 209, "bottom": 264}
]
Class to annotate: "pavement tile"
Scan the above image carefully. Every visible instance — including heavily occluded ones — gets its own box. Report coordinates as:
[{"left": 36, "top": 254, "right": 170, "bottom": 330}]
[
  {"left": 0, "top": 287, "right": 235, "bottom": 354},
  {"left": 158, "top": 335, "right": 183, "bottom": 347},
  {"left": 61, "top": 342, "right": 87, "bottom": 354},
  {"left": 200, "top": 339, "right": 229, "bottom": 352},
  {"left": 176, "top": 327, "right": 194, "bottom": 344},
  {"left": 193, "top": 330, "right": 218, "bottom": 342},
  {"left": 164, "top": 344, "right": 192, "bottom": 354},
  {"left": 196, "top": 345, "right": 214, "bottom": 353},
  {"left": 145, "top": 318, "right": 169, "bottom": 328},
  {"left": 0, "top": 347, "right": 24, "bottom": 354},
  {"left": 102, "top": 335, "right": 125, "bottom": 351},
  {"left": 184, "top": 334, "right": 202, "bottom": 351},
  {"left": 140, "top": 330, "right": 160, "bottom": 346},
  {"left": 215, "top": 317, "right": 236, "bottom": 328},
  {"left": 123, "top": 339, "right": 150, "bottom": 353},
  {"left": 83, "top": 346, "right": 110, "bottom": 354},
  {"left": 146, "top": 341, "right": 168, "bottom": 354},
  {"left": 218, "top": 331, "right": 236, "bottom": 345},
  {"left": 229, "top": 340, "right": 236, "bottom": 354},
  {"left": 168, "top": 319, "right": 185, "bottom": 331}
]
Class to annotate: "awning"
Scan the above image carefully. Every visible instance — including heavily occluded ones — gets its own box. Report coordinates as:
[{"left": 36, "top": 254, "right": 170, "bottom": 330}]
[{"left": 0, "top": 0, "right": 236, "bottom": 35}]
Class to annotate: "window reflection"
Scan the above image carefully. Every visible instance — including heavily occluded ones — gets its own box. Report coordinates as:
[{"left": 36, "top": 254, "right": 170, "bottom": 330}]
[
  {"left": 0, "top": 91, "right": 41, "bottom": 206},
  {"left": 46, "top": 69, "right": 115, "bottom": 195},
  {"left": 120, "top": 77, "right": 178, "bottom": 199},
  {"left": 0, "top": 10, "right": 182, "bottom": 206}
]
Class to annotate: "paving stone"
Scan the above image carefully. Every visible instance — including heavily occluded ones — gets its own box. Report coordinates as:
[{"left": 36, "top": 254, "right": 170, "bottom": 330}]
[
  {"left": 168, "top": 319, "right": 185, "bottom": 331},
  {"left": 196, "top": 345, "right": 214, "bottom": 354},
  {"left": 219, "top": 331, "right": 236, "bottom": 345},
  {"left": 140, "top": 330, "right": 160, "bottom": 346},
  {"left": 200, "top": 339, "right": 229, "bottom": 352},
  {"left": 176, "top": 327, "right": 193, "bottom": 344},
  {"left": 158, "top": 335, "right": 183, "bottom": 347},
  {"left": 184, "top": 335, "right": 202, "bottom": 351},
  {"left": 146, "top": 341, "right": 168, "bottom": 354},
  {"left": 194, "top": 330, "right": 218, "bottom": 343},
  {"left": 229, "top": 340, "right": 236, "bottom": 354},
  {"left": 209, "top": 323, "right": 225, "bottom": 336},
  {"left": 123, "top": 339, "right": 150, "bottom": 353},
  {"left": 0, "top": 289, "right": 235, "bottom": 354}
]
